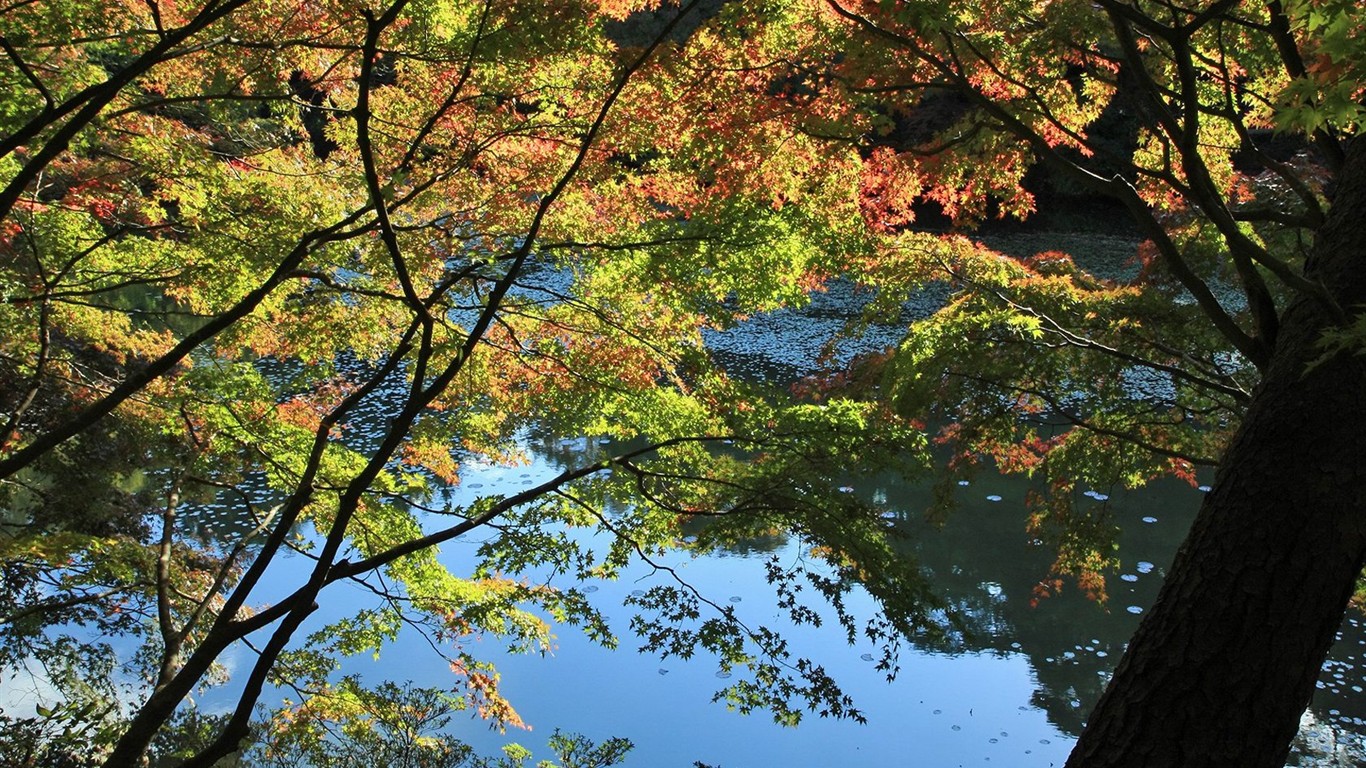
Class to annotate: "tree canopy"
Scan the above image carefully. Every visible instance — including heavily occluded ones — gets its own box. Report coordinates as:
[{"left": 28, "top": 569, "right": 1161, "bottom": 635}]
[{"left": 0, "top": 0, "right": 1362, "bottom": 766}]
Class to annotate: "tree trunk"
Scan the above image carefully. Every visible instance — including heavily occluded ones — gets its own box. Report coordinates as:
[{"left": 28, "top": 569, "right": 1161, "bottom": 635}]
[{"left": 1066, "top": 137, "right": 1366, "bottom": 767}]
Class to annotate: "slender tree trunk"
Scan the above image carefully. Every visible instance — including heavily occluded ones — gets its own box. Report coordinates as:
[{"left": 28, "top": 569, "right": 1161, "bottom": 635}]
[{"left": 1066, "top": 138, "right": 1366, "bottom": 767}]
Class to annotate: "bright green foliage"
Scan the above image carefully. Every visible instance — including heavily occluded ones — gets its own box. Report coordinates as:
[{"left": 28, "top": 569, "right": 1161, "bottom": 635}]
[
  {"left": 255, "top": 678, "right": 631, "bottom": 768},
  {"left": 0, "top": 0, "right": 927, "bottom": 763},
  {"left": 256, "top": 679, "right": 475, "bottom": 768},
  {"left": 1276, "top": 0, "right": 1366, "bottom": 133},
  {"left": 0, "top": 0, "right": 1358, "bottom": 762}
]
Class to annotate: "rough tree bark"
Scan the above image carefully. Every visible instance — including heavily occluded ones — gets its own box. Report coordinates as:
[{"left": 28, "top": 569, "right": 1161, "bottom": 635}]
[{"left": 1066, "top": 137, "right": 1366, "bottom": 767}]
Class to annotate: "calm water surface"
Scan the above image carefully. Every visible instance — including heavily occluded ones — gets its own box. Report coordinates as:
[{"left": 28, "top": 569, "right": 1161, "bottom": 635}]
[
  {"left": 218, "top": 434, "right": 1366, "bottom": 767},
  {"left": 200, "top": 266, "right": 1366, "bottom": 767}
]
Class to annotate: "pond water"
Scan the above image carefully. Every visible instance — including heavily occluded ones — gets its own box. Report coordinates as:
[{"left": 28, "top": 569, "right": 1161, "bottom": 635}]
[
  {"left": 228, "top": 433, "right": 1366, "bottom": 768},
  {"left": 192, "top": 261, "right": 1366, "bottom": 767},
  {"left": 354, "top": 441, "right": 1157, "bottom": 768}
]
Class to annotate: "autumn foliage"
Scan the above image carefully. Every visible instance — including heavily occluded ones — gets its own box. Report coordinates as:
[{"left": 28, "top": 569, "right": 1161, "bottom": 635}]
[{"left": 1, "top": 0, "right": 1363, "bottom": 765}]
